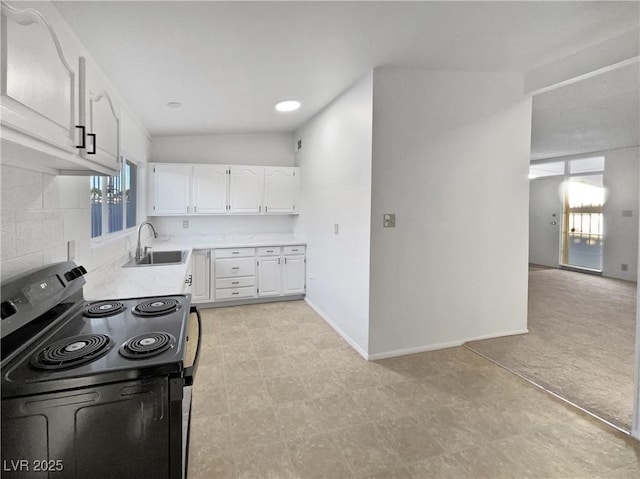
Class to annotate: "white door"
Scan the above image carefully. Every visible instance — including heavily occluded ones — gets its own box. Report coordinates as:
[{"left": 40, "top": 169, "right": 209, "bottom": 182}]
[
  {"left": 192, "top": 165, "right": 228, "bottom": 214},
  {"left": 229, "top": 166, "right": 263, "bottom": 213},
  {"left": 257, "top": 257, "right": 281, "bottom": 297},
  {"left": 191, "top": 250, "right": 210, "bottom": 302},
  {"left": 150, "top": 164, "right": 191, "bottom": 215},
  {"left": 1, "top": 2, "right": 76, "bottom": 153},
  {"left": 283, "top": 255, "right": 305, "bottom": 294},
  {"left": 79, "top": 57, "right": 120, "bottom": 172},
  {"left": 264, "top": 167, "right": 299, "bottom": 213},
  {"left": 529, "top": 176, "right": 563, "bottom": 267}
]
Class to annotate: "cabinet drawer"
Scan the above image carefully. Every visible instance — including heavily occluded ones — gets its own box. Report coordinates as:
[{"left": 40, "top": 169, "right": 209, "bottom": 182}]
[
  {"left": 215, "top": 286, "right": 256, "bottom": 300},
  {"left": 258, "top": 246, "right": 281, "bottom": 256},
  {"left": 215, "top": 248, "right": 255, "bottom": 258},
  {"left": 283, "top": 245, "right": 305, "bottom": 255},
  {"left": 215, "top": 257, "right": 256, "bottom": 278},
  {"left": 215, "top": 276, "right": 255, "bottom": 289}
]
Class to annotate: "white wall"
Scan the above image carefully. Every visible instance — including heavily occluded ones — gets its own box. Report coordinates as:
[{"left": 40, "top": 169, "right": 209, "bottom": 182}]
[
  {"left": 368, "top": 68, "right": 532, "bottom": 358},
  {"left": 149, "top": 133, "right": 297, "bottom": 235},
  {"left": 603, "top": 146, "right": 640, "bottom": 281},
  {"left": 293, "top": 72, "right": 373, "bottom": 356},
  {"left": 150, "top": 133, "right": 294, "bottom": 166}
]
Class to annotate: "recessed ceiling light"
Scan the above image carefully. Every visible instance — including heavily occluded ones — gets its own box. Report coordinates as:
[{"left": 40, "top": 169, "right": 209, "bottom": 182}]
[
  {"left": 275, "top": 100, "right": 301, "bottom": 112},
  {"left": 167, "top": 102, "right": 182, "bottom": 108}
]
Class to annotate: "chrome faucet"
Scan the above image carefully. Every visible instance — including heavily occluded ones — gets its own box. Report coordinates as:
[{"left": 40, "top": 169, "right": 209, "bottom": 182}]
[{"left": 135, "top": 221, "right": 158, "bottom": 261}]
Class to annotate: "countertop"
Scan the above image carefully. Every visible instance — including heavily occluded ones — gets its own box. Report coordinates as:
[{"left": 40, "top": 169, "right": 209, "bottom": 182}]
[{"left": 83, "top": 233, "right": 305, "bottom": 301}]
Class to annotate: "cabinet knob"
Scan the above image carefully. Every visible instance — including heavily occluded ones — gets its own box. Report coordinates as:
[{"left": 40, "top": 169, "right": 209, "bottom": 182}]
[{"left": 87, "top": 133, "right": 96, "bottom": 154}]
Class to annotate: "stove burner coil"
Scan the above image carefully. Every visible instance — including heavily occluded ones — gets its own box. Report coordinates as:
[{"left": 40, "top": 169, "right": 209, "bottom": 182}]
[
  {"left": 132, "top": 299, "right": 179, "bottom": 317},
  {"left": 31, "top": 334, "right": 113, "bottom": 370},
  {"left": 119, "top": 332, "right": 176, "bottom": 359},
  {"left": 83, "top": 301, "right": 126, "bottom": 318}
]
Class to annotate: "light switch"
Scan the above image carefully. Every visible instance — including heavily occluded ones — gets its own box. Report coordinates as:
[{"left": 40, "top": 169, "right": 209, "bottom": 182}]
[
  {"left": 383, "top": 214, "right": 396, "bottom": 228},
  {"left": 183, "top": 220, "right": 189, "bottom": 229},
  {"left": 334, "top": 223, "right": 339, "bottom": 235}
]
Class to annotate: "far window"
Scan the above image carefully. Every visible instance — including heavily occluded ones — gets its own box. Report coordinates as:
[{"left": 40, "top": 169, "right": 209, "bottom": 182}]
[{"left": 91, "top": 158, "right": 138, "bottom": 238}]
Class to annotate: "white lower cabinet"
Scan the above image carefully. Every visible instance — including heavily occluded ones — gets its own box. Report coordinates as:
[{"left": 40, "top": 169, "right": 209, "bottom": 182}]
[
  {"left": 257, "top": 245, "right": 306, "bottom": 298},
  {"left": 190, "top": 245, "right": 306, "bottom": 303},
  {"left": 283, "top": 254, "right": 306, "bottom": 294},
  {"left": 214, "top": 248, "right": 257, "bottom": 301},
  {"left": 190, "top": 250, "right": 211, "bottom": 302}
]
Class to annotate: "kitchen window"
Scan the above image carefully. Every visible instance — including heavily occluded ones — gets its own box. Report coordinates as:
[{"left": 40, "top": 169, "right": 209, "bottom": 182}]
[{"left": 91, "top": 158, "right": 138, "bottom": 238}]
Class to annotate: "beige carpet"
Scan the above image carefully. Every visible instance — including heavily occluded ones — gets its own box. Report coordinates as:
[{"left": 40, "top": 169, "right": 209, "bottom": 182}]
[{"left": 466, "top": 268, "right": 637, "bottom": 431}]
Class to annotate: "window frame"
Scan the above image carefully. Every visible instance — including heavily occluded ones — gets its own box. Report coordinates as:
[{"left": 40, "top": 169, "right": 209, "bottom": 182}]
[{"left": 90, "top": 155, "right": 139, "bottom": 242}]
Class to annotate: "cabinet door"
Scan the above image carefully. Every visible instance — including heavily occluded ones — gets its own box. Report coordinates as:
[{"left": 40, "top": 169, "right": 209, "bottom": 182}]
[
  {"left": 192, "top": 165, "right": 228, "bottom": 214},
  {"left": 283, "top": 255, "right": 305, "bottom": 295},
  {"left": 1, "top": 3, "right": 75, "bottom": 153},
  {"left": 229, "top": 166, "right": 263, "bottom": 213},
  {"left": 191, "top": 250, "right": 210, "bottom": 302},
  {"left": 150, "top": 164, "right": 191, "bottom": 215},
  {"left": 264, "top": 167, "right": 299, "bottom": 214},
  {"left": 257, "top": 257, "right": 281, "bottom": 297},
  {"left": 78, "top": 57, "right": 120, "bottom": 173}
]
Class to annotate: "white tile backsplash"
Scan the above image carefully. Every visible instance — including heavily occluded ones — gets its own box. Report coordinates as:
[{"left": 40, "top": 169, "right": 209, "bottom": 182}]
[
  {"left": 1, "top": 252, "right": 44, "bottom": 282},
  {"left": 1, "top": 165, "right": 136, "bottom": 283},
  {"left": 1, "top": 165, "right": 44, "bottom": 212},
  {"left": 1, "top": 212, "right": 16, "bottom": 261},
  {"left": 15, "top": 211, "right": 64, "bottom": 256}
]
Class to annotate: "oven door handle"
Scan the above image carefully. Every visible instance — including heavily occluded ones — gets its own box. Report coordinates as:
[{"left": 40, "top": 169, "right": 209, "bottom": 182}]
[{"left": 183, "top": 305, "right": 202, "bottom": 387}]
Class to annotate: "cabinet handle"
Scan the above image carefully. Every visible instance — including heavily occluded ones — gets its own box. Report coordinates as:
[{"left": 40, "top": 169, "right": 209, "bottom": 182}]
[
  {"left": 265, "top": 206, "right": 268, "bottom": 213},
  {"left": 278, "top": 258, "right": 281, "bottom": 264},
  {"left": 232, "top": 252, "right": 239, "bottom": 255},
  {"left": 185, "top": 274, "right": 193, "bottom": 285},
  {"left": 266, "top": 250, "right": 274, "bottom": 253},
  {"left": 232, "top": 281, "right": 239, "bottom": 285},
  {"left": 232, "top": 292, "right": 239, "bottom": 295},
  {"left": 259, "top": 205, "right": 262, "bottom": 212},
  {"left": 187, "top": 206, "right": 190, "bottom": 213},
  {"left": 231, "top": 267, "right": 240, "bottom": 270},
  {"left": 194, "top": 206, "right": 197, "bottom": 213},
  {"left": 75, "top": 125, "right": 86, "bottom": 149},
  {"left": 291, "top": 249, "right": 298, "bottom": 252},
  {"left": 284, "top": 258, "right": 287, "bottom": 264},
  {"left": 87, "top": 133, "right": 96, "bottom": 154}
]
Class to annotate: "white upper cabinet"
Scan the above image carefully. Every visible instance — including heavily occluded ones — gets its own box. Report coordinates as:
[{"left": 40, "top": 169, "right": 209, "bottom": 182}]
[
  {"left": 229, "top": 166, "right": 264, "bottom": 213},
  {"left": 0, "top": 2, "right": 119, "bottom": 176},
  {"left": 78, "top": 56, "right": 120, "bottom": 172},
  {"left": 264, "top": 167, "right": 299, "bottom": 214},
  {"left": 192, "top": 164, "right": 228, "bottom": 214},
  {"left": 148, "top": 163, "right": 300, "bottom": 216},
  {"left": 150, "top": 163, "right": 191, "bottom": 215}
]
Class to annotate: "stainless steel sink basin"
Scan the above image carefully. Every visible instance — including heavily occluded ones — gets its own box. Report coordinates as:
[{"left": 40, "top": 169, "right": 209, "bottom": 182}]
[{"left": 122, "top": 250, "right": 187, "bottom": 268}]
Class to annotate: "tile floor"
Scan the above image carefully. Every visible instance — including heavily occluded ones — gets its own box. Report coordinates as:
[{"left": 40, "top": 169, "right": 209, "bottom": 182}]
[{"left": 188, "top": 300, "right": 640, "bottom": 479}]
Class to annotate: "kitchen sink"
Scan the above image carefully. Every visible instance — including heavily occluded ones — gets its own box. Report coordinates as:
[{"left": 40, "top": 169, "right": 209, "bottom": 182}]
[{"left": 122, "top": 250, "right": 187, "bottom": 267}]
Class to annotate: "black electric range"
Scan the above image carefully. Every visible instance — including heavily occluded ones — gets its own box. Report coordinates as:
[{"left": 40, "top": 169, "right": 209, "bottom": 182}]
[{"left": 1, "top": 261, "right": 201, "bottom": 479}]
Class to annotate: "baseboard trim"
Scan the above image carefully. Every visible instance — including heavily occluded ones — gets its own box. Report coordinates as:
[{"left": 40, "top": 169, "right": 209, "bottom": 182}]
[
  {"left": 195, "top": 294, "right": 305, "bottom": 309},
  {"left": 303, "top": 297, "right": 530, "bottom": 362},
  {"left": 367, "top": 328, "right": 530, "bottom": 361},
  {"left": 303, "top": 297, "right": 369, "bottom": 360}
]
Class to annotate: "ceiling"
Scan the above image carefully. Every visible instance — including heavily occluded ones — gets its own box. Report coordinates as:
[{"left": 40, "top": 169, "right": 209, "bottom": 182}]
[
  {"left": 531, "top": 63, "right": 640, "bottom": 161},
  {"left": 52, "top": 0, "right": 639, "bottom": 154}
]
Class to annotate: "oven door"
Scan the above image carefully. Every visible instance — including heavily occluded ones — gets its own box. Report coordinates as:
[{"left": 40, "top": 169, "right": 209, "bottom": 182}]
[{"left": 182, "top": 305, "right": 201, "bottom": 479}]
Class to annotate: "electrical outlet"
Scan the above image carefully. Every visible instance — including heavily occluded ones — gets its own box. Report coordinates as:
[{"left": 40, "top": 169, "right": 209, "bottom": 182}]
[
  {"left": 182, "top": 220, "right": 189, "bottom": 229},
  {"left": 622, "top": 210, "right": 633, "bottom": 217},
  {"left": 67, "top": 240, "right": 75, "bottom": 261},
  {"left": 621, "top": 264, "right": 629, "bottom": 271},
  {"left": 383, "top": 213, "right": 396, "bottom": 228}
]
